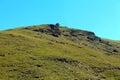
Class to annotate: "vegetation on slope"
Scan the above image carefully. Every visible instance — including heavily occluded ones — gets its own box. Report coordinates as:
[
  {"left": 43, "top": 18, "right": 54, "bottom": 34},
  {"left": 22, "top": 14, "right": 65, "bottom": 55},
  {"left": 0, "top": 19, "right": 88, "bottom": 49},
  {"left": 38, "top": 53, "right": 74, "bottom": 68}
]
[{"left": 0, "top": 24, "right": 120, "bottom": 80}]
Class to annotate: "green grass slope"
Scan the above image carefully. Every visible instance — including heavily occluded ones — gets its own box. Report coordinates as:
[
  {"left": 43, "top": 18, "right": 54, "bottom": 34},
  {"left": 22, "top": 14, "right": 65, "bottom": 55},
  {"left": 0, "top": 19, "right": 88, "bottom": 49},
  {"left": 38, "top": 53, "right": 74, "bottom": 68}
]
[{"left": 0, "top": 24, "right": 120, "bottom": 80}]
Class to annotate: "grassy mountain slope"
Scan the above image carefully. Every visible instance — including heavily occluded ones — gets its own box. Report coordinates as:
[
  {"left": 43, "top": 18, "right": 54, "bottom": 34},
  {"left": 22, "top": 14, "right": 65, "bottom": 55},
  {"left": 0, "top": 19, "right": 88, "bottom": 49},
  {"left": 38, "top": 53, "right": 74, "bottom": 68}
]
[{"left": 0, "top": 24, "right": 120, "bottom": 80}]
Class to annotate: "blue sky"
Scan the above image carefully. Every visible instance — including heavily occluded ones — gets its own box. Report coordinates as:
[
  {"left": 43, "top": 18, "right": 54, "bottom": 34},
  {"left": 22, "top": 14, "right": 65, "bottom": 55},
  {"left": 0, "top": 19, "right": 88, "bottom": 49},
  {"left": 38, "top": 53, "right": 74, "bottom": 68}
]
[{"left": 0, "top": 0, "right": 120, "bottom": 40}]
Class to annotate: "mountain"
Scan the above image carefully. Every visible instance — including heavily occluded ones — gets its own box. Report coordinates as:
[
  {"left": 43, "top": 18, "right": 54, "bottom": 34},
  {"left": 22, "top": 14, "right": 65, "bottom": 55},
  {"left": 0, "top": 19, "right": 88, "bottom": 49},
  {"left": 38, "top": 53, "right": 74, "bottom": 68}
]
[{"left": 0, "top": 24, "right": 120, "bottom": 80}]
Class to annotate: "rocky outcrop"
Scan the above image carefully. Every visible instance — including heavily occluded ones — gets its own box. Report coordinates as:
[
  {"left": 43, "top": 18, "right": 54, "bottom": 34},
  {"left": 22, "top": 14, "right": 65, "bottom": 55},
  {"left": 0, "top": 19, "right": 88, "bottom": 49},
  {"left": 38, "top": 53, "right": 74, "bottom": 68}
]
[
  {"left": 33, "top": 23, "right": 101, "bottom": 42},
  {"left": 48, "top": 23, "right": 61, "bottom": 37},
  {"left": 67, "top": 29, "right": 101, "bottom": 42},
  {"left": 33, "top": 23, "right": 61, "bottom": 37}
]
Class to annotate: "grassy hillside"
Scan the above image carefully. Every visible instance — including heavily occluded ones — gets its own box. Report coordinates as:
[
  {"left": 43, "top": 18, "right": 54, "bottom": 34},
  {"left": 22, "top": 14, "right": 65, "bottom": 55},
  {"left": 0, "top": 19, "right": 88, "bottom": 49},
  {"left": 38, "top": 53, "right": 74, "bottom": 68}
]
[{"left": 0, "top": 24, "right": 120, "bottom": 80}]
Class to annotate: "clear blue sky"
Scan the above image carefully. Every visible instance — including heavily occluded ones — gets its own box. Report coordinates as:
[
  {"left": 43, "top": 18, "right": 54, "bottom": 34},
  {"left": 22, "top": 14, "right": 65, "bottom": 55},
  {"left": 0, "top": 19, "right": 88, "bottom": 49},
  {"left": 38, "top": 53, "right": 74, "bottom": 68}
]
[{"left": 0, "top": 0, "right": 120, "bottom": 40}]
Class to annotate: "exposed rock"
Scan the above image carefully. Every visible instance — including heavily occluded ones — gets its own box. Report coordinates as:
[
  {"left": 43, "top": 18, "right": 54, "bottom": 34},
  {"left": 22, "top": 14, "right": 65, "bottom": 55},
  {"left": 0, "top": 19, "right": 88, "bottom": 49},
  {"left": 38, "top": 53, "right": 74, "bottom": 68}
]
[
  {"left": 113, "top": 49, "right": 118, "bottom": 52},
  {"left": 86, "top": 32, "right": 95, "bottom": 36},
  {"left": 67, "top": 29, "right": 102, "bottom": 42},
  {"left": 70, "top": 30, "right": 79, "bottom": 37},
  {"left": 48, "top": 23, "right": 61, "bottom": 37},
  {"left": 84, "top": 32, "right": 101, "bottom": 42},
  {"left": 33, "top": 23, "right": 61, "bottom": 37},
  {"left": 55, "top": 23, "right": 60, "bottom": 26}
]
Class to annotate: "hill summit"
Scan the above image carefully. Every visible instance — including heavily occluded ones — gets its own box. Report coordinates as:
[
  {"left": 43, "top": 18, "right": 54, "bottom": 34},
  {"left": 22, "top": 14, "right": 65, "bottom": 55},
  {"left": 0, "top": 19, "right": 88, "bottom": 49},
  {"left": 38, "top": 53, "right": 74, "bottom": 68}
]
[
  {"left": 0, "top": 23, "right": 120, "bottom": 80},
  {"left": 23, "top": 23, "right": 120, "bottom": 55}
]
